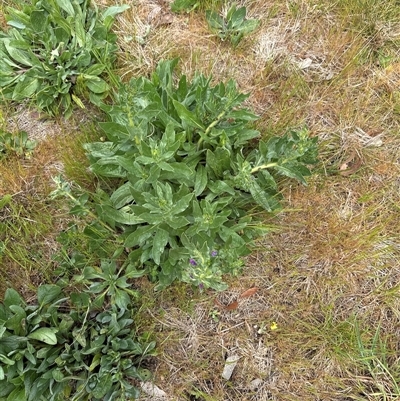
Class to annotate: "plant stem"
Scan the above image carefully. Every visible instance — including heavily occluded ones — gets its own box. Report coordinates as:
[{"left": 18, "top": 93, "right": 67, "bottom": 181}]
[
  {"left": 250, "top": 163, "right": 278, "bottom": 174},
  {"left": 197, "top": 109, "right": 227, "bottom": 150}
]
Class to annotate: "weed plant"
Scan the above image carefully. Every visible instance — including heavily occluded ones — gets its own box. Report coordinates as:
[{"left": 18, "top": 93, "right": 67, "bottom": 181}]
[
  {"left": 0, "top": 285, "right": 156, "bottom": 400},
  {"left": 50, "top": 59, "right": 318, "bottom": 291},
  {"left": 0, "top": 0, "right": 128, "bottom": 117},
  {"left": 206, "top": 4, "right": 260, "bottom": 47},
  {"left": 0, "top": 129, "right": 36, "bottom": 159}
]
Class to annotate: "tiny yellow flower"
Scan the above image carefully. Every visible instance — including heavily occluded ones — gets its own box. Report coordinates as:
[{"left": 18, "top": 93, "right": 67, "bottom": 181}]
[{"left": 270, "top": 321, "right": 278, "bottom": 331}]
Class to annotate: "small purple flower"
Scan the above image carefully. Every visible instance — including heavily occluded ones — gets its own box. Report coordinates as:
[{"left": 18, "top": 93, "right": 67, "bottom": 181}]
[
  {"left": 199, "top": 283, "right": 204, "bottom": 290},
  {"left": 189, "top": 258, "right": 197, "bottom": 266},
  {"left": 211, "top": 250, "right": 218, "bottom": 257}
]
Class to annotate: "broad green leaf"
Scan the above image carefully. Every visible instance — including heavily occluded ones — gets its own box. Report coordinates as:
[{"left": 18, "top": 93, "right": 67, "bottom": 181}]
[
  {"left": 85, "top": 63, "right": 106, "bottom": 76},
  {"left": 274, "top": 164, "right": 308, "bottom": 184},
  {"left": 159, "top": 163, "right": 194, "bottom": 183},
  {"left": 124, "top": 385, "right": 141, "bottom": 398},
  {"left": 7, "top": 21, "right": 26, "bottom": 29},
  {"left": 226, "top": 4, "right": 237, "bottom": 20},
  {"left": 114, "top": 290, "right": 130, "bottom": 310},
  {"left": 0, "top": 382, "right": 15, "bottom": 398},
  {"left": 158, "top": 161, "right": 175, "bottom": 172},
  {"left": 56, "top": 0, "right": 75, "bottom": 16},
  {"left": 30, "top": 11, "right": 48, "bottom": 32},
  {"left": 82, "top": 265, "right": 102, "bottom": 280},
  {"left": 70, "top": 292, "right": 91, "bottom": 309},
  {"left": 28, "top": 328, "right": 58, "bottom": 345},
  {"left": 172, "top": 99, "right": 204, "bottom": 130},
  {"left": 208, "top": 180, "right": 235, "bottom": 196},
  {"left": 58, "top": 315, "right": 74, "bottom": 333},
  {"left": 97, "top": 122, "right": 130, "bottom": 142},
  {"left": 4, "top": 39, "right": 32, "bottom": 66},
  {"left": 152, "top": 228, "right": 169, "bottom": 265},
  {"left": 230, "top": 6, "right": 247, "bottom": 28},
  {"left": 194, "top": 165, "right": 207, "bottom": 196},
  {"left": 125, "top": 264, "right": 146, "bottom": 278},
  {"left": 145, "top": 164, "right": 161, "bottom": 184},
  {"left": 12, "top": 77, "right": 39, "bottom": 101},
  {"left": 229, "top": 109, "right": 258, "bottom": 121},
  {"left": 166, "top": 216, "right": 190, "bottom": 229},
  {"left": 206, "top": 149, "right": 225, "bottom": 177},
  {"left": 249, "top": 181, "right": 275, "bottom": 211},
  {"left": 4, "top": 288, "right": 24, "bottom": 309},
  {"left": 205, "top": 10, "right": 223, "bottom": 29},
  {"left": 176, "top": 74, "right": 187, "bottom": 100},
  {"left": 5, "top": 386, "right": 25, "bottom": 401},
  {"left": 110, "top": 182, "right": 134, "bottom": 209},
  {"left": 97, "top": 205, "right": 144, "bottom": 225},
  {"left": 5, "top": 7, "right": 30, "bottom": 25},
  {"left": 9, "top": 304, "right": 26, "bottom": 315},
  {"left": 234, "top": 129, "right": 260, "bottom": 147},
  {"left": 54, "top": 26, "right": 70, "bottom": 43},
  {"left": 124, "top": 225, "right": 154, "bottom": 248},
  {"left": 136, "top": 213, "right": 162, "bottom": 225},
  {"left": 259, "top": 169, "right": 278, "bottom": 190},
  {"left": 74, "top": 18, "right": 86, "bottom": 47},
  {"left": 0, "top": 354, "right": 15, "bottom": 365},
  {"left": 36, "top": 346, "right": 51, "bottom": 359},
  {"left": 171, "top": 193, "right": 193, "bottom": 215},
  {"left": 72, "top": 328, "right": 87, "bottom": 347},
  {"left": 136, "top": 367, "right": 153, "bottom": 381},
  {"left": 101, "top": 5, "right": 130, "bottom": 20},
  {"left": 92, "top": 374, "right": 113, "bottom": 399},
  {"left": 37, "top": 284, "right": 62, "bottom": 307},
  {"left": 85, "top": 77, "right": 109, "bottom": 94},
  {"left": 236, "top": 19, "right": 260, "bottom": 34},
  {"left": 52, "top": 369, "right": 64, "bottom": 382},
  {"left": 214, "top": 147, "right": 231, "bottom": 173}
]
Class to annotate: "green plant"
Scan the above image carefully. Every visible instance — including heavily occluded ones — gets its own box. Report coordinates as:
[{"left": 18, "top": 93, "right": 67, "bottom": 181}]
[
  {"left": 75, "top": 59, "right": 318, "bottom": 290},
  {"left": 171, "top": 0, "right": 200, "bottom": 13},
  {"left": 0, "top": 284, "right": 156, "bottom": 401},
  {"left": 353, "top": 320, "right": 400, "bottom": 398},
  {"left": 0, "top": 129, "right": 36, "bottom": 159},
  {"left": 170, "top": 0, "right": 223, "bottom": 13},
  {"left": 0, "top": 0, "right": 129, "bottom": 118},
  {"left": 72, "top": 256, "right": 143, "bottom": 311},
  {"left": 205, "top": 4, "right": 260, "bottom": 46}
]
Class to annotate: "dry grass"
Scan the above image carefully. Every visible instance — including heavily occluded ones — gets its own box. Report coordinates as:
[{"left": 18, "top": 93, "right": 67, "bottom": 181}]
[
  {"left": 0, "top": 105, "right": 101, "bottom": 295},
  {"left": 2, "top": 0, "right": 400, "bottom": 399}
]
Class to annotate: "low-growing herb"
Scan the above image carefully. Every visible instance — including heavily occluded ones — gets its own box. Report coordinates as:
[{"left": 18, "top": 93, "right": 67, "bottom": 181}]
[
  {"left": 74, "top": 59, "right": 318, "bottom": 290},
  {"left": 0, "top": 0, "right": 129, "bottom": 117},
  {"left": 206, "top": 4, "right": 260, "bottom": 46},
  {"left": 0, "top": 284, "right": 155, "bottom": 400},
  {"left": 0, "top": 129, "right": 37, "bottom": 159}
]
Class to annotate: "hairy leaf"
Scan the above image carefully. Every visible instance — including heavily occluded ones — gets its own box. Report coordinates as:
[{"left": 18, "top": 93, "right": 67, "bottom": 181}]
[{"left": 28, "top": 328, "right": 58, "bottom": 345}]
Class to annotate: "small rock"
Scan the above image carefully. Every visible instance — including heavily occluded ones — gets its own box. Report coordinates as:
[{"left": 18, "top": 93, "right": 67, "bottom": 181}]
[
  {"left": 297, "top": 58, "right": 313, "bottom": 69},
  {"left": 140, "top": 382, "right": 168, "bottom": 399},
  {"left": 248, "top": 378, "right": 263, "bottom": 390},
  {"left": 222, "top": 355, "right": 241, "bottom": 380}
]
